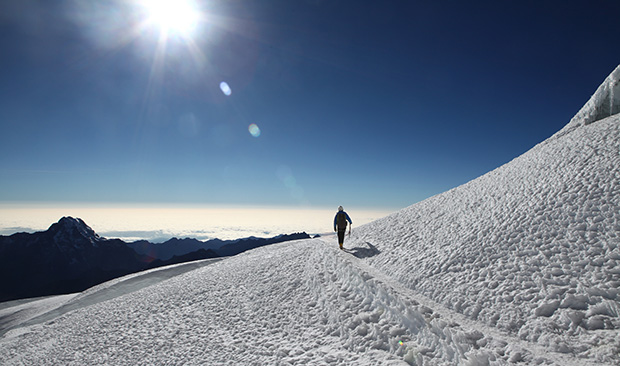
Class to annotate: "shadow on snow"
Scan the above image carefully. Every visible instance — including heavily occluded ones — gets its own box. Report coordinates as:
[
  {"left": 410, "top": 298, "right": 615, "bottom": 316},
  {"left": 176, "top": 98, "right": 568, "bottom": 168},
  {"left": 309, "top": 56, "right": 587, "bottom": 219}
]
[{"left": 344, "top": 242, "right": 380, "bottom": 259}]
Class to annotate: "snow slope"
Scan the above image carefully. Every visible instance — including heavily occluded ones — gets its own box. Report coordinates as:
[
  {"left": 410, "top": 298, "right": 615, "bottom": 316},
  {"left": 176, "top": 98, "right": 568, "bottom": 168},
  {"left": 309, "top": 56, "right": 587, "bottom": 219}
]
[
  {"left": 0, "top": 258, "right": 222, "bottom": 337},
  {"left": 1, "top": 67, "right": 619, "bottom": 365},
  {"left": 0, "top": 239, "right": 589, "bottom": 365},
  {"left": 1, "top": 235, "right": 614, "bottom": 365},
  {"left": 353, "top": 113, "right": 620, "bottom": 364}
]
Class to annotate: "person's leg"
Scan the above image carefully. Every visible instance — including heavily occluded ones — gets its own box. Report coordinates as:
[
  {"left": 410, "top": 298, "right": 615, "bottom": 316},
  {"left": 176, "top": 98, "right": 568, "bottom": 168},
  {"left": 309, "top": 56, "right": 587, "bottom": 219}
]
[{"left": 337, "top": 230, "right": 345, "bottom": 249}]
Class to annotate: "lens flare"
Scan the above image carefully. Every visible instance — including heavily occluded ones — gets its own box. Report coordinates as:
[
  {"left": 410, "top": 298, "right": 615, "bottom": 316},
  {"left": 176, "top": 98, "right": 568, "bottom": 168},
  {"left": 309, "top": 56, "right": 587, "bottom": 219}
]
[
  {"left": 276, "top": 165, "right": 306, "bottom": 203},
  {"left": 142, "top": 0, "right": 200, "bottom": 35},
  {"left": 220, "top": 81, "right": 232, "bottom": 96},
  {"left": 248, "top": 123, "right": 261, "bottom": 137}
]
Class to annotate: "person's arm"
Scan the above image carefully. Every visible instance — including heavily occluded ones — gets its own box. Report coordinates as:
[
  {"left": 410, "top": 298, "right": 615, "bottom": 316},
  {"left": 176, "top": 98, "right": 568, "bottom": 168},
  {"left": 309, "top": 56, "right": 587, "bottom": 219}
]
[
  {"left": 334, "top": 214, "right": 338, "bottom": 231},
  {"left": 346, "top": 213, "right": 352, "bottom": 235}
]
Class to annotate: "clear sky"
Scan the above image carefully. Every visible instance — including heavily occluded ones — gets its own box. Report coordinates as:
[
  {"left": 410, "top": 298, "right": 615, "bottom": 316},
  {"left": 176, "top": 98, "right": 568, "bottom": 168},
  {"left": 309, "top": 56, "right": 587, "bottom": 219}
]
[{"left": 1, "top": 0, "right": 619, "bottom": 211}]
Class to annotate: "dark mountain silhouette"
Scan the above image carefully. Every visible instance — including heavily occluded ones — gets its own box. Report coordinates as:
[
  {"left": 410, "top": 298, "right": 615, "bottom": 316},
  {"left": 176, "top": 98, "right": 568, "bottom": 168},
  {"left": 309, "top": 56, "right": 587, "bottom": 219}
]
[
  {"left": 145, "top": 249, "right": 219, "bottom": 269},
  {"left": 127, "top": 234, "right": 310, "bottom": 261},
  {"left": 128, "top": 237, "right": 225, "bottom": 261},
  {"left": 216, "top": 233, "right": 311, "bottom": 256},
  {"left": 0, "top": 217, "right": 310, "bottom": 302},
  {"left": 0, "top": 217, "right": 143, "bottom": 302}
]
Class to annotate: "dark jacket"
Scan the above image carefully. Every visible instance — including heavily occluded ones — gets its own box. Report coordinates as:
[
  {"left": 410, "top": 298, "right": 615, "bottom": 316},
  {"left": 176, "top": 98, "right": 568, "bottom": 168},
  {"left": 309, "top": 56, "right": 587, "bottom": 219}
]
[{"left": 334, "top": 211, "right": 352, "bottom": 231}]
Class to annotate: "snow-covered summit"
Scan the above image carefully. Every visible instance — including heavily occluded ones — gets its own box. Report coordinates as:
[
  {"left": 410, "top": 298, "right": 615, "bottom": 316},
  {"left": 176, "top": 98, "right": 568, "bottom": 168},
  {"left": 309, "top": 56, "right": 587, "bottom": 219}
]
[
  {"left": 49, "top": 216, "right": 100, "bottom": 245},
  {"left": 554, "top": 64, "right": 620, "bottom": 138}
]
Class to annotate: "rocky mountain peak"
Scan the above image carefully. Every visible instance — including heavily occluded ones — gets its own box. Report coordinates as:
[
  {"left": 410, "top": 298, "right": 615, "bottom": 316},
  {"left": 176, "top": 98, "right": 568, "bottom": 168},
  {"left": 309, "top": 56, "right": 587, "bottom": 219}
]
[{"left": 49, "top": 216, "right": 100, "bottom": 245}]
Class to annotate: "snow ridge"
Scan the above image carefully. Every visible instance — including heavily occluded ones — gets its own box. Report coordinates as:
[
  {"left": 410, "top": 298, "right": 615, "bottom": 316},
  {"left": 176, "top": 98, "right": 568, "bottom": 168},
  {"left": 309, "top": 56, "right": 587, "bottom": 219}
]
[{"left": 554, "top": 64, "right": 620, "bottom": 138}]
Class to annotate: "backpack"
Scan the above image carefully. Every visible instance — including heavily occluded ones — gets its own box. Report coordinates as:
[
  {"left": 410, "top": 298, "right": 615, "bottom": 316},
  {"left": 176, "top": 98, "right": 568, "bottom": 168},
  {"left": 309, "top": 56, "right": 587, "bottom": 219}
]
[{"left": 336, "top": 212, "right": 348, "bottom": 230}]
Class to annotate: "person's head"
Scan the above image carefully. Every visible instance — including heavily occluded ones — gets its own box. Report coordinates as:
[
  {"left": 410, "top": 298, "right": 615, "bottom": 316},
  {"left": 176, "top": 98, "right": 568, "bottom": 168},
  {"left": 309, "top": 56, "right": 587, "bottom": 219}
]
[{"left": 338, "top": 206, "right": 344, "bottom": 212}]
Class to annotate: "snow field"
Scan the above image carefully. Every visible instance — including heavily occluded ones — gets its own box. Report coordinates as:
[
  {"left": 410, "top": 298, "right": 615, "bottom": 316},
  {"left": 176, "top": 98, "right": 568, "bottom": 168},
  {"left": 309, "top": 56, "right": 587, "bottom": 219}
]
[
  {"left": 0, "top": 240, "right": 416, "bottom": 365},
  {"left": 353, "top": 114, "right": 620, "bottom": 364},
  {"left": 2, "top": 236, "right": 597, "bottom": 366},
  {"left": 0, "top": 241, "right": 492, "bottom": 365},
  {"left": 0, "top": 294, "right": 77, "bottom": 337}
]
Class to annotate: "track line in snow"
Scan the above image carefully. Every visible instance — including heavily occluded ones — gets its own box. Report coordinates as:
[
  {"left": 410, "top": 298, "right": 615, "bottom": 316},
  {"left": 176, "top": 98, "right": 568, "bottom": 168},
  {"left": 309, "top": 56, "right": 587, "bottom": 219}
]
[
  {"left": 320, "top": 235, "right": 606, "bottom": 366},
  {"left": 0, "top": 235, "right": 615, "bottom": 365}
]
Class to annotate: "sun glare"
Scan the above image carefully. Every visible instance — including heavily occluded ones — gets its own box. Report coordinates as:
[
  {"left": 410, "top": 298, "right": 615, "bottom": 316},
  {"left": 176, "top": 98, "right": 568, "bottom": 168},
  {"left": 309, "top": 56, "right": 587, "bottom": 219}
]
[{"left": 141, "top": 0, "right": 201, "bottom": 36}]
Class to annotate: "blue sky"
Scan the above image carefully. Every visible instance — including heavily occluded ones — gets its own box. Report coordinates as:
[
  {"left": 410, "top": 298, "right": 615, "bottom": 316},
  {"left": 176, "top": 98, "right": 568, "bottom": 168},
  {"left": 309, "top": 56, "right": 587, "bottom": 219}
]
[{"left": 1, "top": 0, "right": 619, "bottom": 210}]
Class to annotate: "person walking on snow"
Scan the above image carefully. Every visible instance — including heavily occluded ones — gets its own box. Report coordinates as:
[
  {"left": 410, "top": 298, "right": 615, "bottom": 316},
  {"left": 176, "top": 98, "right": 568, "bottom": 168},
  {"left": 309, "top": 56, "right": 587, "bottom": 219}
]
[{"left": 334, "top": 206, "right": 352, "bottom": 250}]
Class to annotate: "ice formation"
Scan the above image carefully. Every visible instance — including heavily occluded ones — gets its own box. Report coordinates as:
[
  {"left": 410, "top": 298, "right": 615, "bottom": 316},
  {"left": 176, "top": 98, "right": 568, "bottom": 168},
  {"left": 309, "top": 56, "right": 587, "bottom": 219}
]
[{"left": 554, "top": 64, "right": 620, "bottom": 138}]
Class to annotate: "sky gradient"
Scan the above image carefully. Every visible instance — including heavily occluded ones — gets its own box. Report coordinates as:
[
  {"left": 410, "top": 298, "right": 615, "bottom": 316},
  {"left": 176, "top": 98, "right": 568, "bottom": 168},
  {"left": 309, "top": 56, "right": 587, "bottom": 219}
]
[
  {"left": 0, "top": 202, "right": 394, "bottom": 241},
  {"left": 1, "top": 0, "right": 620, "bottom": 211}
]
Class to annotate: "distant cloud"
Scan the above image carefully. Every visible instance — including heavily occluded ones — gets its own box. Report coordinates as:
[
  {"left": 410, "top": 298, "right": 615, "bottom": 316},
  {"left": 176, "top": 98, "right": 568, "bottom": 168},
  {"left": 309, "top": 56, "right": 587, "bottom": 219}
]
[
  {"left": 0, "top": 204, "right": 397, "bottom": 242},
  {"left": 0, "top": 227, "right": 39, "bottom": 235}
]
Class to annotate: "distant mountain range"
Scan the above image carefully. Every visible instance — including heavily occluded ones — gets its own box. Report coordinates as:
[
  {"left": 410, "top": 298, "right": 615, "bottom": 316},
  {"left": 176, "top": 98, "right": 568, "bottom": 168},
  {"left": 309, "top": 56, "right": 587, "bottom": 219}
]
[{"left": 0, "top": 217, "right": 310, "bottom": 302}]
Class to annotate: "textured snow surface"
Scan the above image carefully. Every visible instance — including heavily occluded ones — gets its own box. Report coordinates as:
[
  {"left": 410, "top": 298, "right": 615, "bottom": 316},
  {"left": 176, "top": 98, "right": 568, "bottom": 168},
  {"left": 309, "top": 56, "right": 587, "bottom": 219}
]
[
  {"left": 3, "top": 237, "right": 606, "bottom": 366},
  {"left": 354, "top": 114, "right": 620, "bottom": 364},
  {"left": 0, "top": 240, "right": 488, "bottom": 365}
]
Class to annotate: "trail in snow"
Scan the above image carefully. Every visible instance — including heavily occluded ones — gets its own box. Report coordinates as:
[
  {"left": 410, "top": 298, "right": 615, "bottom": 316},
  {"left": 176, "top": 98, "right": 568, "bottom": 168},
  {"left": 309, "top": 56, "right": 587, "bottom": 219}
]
[
  {"left": 329, "top": 236, "right": 603, "bottom": 366},
  {"left": 1, "top": 239, "right": 411, "bottom": 365},
  {"left": 2, "top": 238, "right": 606, "bottom": 365},
  {"left": 351, "top": 114, "right": 620, "bottom": 364}
]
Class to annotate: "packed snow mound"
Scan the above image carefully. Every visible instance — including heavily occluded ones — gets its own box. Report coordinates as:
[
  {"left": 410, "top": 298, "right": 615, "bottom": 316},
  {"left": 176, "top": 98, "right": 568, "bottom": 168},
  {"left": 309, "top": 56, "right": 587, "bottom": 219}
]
[
  {"left": 353, "top": 112, "right": 620, "bottom": 362},
  {"left": 554, "top": 64, "right": 620, "bottom": 138}
]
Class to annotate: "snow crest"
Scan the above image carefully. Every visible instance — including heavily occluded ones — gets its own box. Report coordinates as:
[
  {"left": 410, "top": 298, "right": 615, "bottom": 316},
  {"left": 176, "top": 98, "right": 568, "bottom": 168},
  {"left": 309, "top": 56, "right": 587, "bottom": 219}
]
[{"left": 554, "top": 64, "right": 620, "bottom": 138}]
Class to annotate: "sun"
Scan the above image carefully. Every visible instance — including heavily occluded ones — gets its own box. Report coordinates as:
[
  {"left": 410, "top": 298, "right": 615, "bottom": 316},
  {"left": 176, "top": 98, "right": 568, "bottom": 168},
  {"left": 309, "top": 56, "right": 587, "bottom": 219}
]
[{"left": 140, "top": 0, "right": 201, "bottom": 36}]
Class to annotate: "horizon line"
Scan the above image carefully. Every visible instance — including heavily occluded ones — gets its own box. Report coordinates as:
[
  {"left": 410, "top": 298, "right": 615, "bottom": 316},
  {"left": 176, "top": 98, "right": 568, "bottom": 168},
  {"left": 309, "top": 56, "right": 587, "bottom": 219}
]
[{"left": 0, "top": 200, "right": 405, "bottom": 213}]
